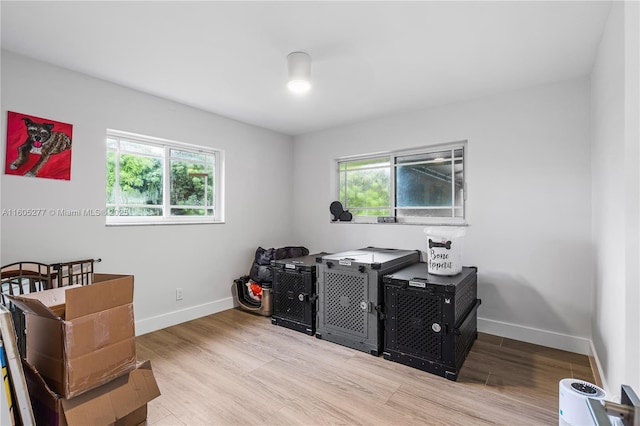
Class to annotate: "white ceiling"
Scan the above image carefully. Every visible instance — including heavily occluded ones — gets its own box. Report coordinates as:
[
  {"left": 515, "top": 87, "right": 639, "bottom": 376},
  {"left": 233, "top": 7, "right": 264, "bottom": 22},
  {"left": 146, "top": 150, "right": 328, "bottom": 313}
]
[{"left": 1, "top": 1, "right": 611, "bottom": 136}]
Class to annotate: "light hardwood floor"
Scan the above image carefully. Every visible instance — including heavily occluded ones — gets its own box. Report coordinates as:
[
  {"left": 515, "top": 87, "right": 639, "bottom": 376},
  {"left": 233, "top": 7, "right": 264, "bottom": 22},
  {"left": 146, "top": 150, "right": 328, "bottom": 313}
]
[{"left": 136, "top": 308, "right": 596, "bottom": 425}]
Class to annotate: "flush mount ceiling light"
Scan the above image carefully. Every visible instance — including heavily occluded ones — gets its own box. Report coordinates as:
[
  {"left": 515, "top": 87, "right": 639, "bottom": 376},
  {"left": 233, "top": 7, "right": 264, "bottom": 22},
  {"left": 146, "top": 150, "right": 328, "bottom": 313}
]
[{"left": 287, "top": 52, "right": 311, "bottom": 94}]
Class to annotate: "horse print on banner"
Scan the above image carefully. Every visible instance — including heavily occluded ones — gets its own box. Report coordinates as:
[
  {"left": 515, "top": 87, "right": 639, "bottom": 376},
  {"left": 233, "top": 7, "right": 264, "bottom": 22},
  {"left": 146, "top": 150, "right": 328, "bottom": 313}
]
[{"left": 5, "top": 111, "right": 73, "bottom": 180}]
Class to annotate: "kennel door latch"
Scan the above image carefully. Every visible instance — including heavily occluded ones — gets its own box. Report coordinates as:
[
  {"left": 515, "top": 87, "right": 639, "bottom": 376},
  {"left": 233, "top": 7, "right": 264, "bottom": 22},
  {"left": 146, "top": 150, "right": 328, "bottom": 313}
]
[{"left": 359, "top": 301, "right": 372, "bottom": 312}]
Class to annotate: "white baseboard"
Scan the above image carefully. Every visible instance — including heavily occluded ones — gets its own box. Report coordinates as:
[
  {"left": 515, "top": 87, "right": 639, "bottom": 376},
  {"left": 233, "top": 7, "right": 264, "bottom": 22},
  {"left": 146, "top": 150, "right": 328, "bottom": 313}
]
[
  {"left": 589, "top": 339, "right": 611, "bottom": 397},
  {"left": 478, "top": 317, "right": 592, "bottom": 355},
  {"left": 135, "top": 296, "right": 235, "bottom": 336}
]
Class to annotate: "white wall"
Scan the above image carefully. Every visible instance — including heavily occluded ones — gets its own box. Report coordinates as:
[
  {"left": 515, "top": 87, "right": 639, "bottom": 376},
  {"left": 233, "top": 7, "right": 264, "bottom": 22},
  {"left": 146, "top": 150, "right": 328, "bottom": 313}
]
[
  {"left": 292, "top": 78, "right": 593, "bottom": 354},
  {"left": 0, "top": 51, "right": 295, "bottom": 334},
  {"left": 591, "top": 1, "right": 640, "bottom": 396},
  {"left": 626, "top": 0, "right": 640, "bottom": 395}
]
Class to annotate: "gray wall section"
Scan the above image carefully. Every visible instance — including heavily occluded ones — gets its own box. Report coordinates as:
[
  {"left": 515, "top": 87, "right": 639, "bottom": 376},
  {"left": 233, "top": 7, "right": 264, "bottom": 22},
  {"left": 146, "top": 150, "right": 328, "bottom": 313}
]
[
  {"left": 291, "top": 78, "right": 594, "bottom": 354},
  {"left": 1, "top": 50, "right": 295, "bottom": 332}
]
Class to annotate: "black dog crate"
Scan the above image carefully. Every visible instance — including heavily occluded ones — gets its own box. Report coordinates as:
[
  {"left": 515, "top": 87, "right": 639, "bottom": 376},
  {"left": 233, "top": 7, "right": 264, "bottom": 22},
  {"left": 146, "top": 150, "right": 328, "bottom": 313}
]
[
  {"left": 271, "top": 252, "right": 329, "bottom": 335},
  {"left": 316, "top": 247, "right": 420, "bottom": 356},
  {"left": 382, "top": 263, "right": 481, "bottom": 381}
]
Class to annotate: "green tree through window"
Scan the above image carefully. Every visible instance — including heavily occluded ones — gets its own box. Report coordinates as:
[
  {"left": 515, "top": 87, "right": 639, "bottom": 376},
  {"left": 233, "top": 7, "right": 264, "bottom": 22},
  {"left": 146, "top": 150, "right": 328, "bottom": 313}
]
[
  {"left": 106, "top": 132, "right": 220, "bottom": 224},
  {"left": 337, "top": 143, "right": 465, "bottom": 223}
]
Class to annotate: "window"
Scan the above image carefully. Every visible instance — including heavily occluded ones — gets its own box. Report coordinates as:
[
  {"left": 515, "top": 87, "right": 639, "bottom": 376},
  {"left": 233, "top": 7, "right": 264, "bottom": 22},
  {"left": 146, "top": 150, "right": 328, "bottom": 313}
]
[
  {"left": 106, "top": 130, "right": 223, "bottom": 225},
  {"left": 337, "top": 142, "right": 466, "bottom": 224}
]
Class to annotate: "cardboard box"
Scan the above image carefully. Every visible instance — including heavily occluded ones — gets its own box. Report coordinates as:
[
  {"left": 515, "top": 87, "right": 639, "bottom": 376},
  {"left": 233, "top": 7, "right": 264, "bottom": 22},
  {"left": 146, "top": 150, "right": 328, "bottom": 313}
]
[
  {"left": 6, "top": 274, "right": 137, "bottom": 398},
  {"left": 24, "top": 359, "right": 161, "bottom": 426}
]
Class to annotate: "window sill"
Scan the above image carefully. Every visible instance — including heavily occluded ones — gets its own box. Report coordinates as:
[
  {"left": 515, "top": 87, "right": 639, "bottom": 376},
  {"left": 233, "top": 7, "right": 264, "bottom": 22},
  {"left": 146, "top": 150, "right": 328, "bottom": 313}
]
[
  {"left": 106, "top": 219, "right": 225, "bottom": 227},
  {"left": 330, "top": 220, "right": 468, "bottom": 226}
]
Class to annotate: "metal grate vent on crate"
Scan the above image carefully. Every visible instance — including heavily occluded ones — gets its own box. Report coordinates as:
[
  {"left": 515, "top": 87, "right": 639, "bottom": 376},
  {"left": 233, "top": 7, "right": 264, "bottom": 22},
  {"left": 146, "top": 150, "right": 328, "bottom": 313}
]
[
  {"left": 275, "top": 272, "right": 305, "bottom": 321},
  {"left": 397, "top": 293, "right": 441, "bottom": 359},
  {"left": 325, "top": 271, "right": 366, "bottom": 336}
]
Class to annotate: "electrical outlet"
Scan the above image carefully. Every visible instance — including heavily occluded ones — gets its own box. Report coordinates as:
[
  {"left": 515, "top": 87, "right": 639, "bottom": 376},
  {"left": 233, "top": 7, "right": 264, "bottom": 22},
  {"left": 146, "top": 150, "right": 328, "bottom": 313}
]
[{"left": 176, "top": 288, "right": 183, "bottom": 301}]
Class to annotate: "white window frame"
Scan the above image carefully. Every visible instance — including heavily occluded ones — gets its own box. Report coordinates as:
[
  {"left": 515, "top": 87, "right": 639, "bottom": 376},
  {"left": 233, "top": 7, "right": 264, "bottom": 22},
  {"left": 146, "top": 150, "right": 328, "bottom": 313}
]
[
  {"left": 335, "top": 141, "right": 467, "bottom": 225},
  {"left": 106, "top": 129, "right": 224, "bottom": 226}
]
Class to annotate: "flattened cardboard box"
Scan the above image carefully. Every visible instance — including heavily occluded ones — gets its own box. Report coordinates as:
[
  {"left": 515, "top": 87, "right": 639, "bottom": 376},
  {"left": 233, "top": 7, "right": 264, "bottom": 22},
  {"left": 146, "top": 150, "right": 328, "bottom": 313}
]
[
  {"left": 24, "top": 359, "right": 161, "bottom": 426},
  {"left": 6, "top": 274, "right": 137, "bottom": 398}
]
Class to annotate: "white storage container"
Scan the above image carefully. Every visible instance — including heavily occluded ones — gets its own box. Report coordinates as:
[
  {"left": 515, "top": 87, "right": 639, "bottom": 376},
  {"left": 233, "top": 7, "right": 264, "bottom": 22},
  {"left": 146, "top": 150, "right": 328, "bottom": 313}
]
[{"left": 424, "top": 227, "right": 466, "bottom": 275}]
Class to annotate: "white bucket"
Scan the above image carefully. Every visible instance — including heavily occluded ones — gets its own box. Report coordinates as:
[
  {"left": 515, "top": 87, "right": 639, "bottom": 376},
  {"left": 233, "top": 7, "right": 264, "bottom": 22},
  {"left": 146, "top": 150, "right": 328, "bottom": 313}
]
[{"left": 424, "top": 227, "right": 466, "bottom": 275}]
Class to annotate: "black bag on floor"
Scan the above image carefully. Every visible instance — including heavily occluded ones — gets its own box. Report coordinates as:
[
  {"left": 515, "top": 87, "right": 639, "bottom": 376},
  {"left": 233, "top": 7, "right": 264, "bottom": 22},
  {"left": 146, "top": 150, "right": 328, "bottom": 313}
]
[{"left": 249, "top": 246, "right": 309, "bottom": 284}]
